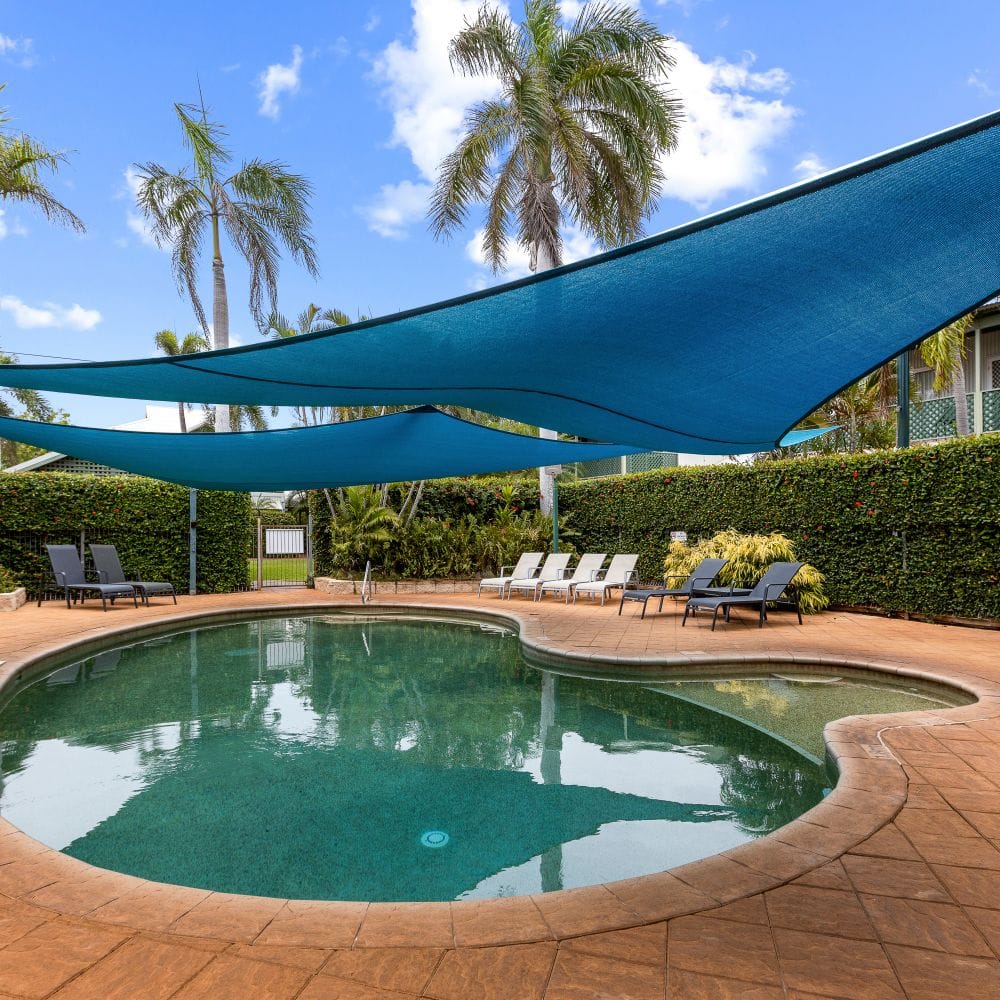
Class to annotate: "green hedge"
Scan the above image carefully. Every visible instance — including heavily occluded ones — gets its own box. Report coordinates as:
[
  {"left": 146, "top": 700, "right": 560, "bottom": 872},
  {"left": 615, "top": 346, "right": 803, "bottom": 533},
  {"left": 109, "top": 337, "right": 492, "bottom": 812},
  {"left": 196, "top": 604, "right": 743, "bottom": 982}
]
[
  {"left": 559, "top": 435, "right": 1000, "bottom": 621},
  {"left": 0, "top": 473, "right": 252, "bottom": 594}
]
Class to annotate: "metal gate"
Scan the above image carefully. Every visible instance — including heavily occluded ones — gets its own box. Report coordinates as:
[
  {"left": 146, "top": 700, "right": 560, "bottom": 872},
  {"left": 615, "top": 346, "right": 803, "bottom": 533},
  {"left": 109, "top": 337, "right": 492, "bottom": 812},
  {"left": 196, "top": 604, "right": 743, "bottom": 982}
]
[{"left": 253, "top": 517, "right": 312, "bottom": 589}]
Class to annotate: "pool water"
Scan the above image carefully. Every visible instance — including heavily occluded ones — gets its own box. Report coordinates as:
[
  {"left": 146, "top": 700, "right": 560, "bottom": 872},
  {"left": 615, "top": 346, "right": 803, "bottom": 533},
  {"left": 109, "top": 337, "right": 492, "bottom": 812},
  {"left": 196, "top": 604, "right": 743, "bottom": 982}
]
[{"left": 0, "top": 616, "right": 965, "bottom": 902}]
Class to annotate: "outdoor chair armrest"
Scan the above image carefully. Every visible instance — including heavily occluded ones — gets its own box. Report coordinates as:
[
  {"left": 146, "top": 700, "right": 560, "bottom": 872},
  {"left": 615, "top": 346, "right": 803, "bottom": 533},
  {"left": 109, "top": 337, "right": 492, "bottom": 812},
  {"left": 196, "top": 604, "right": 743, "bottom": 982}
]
[
  {"left": 555, "top": 568, "right": 567, "bottom": 580},
  {"left": 589, "top": 569, "right": 607, "bottom": 582},
  {"left": 663, "top": 572, "right": 688, "bottom": 584},
  {"left": 53, "top": 570, "right": 67, "bottom": 586},
  {"left": 500, "top": 565, "right": 513, "bottom": 576},
  {"left": 690, "top": 575, "right": 718, "bottom": 588},
  {"left": 764, "top": 582, "right": 792, "bottom": 601},
  {"left": 623, "top": 569, "right": 636, "bottom": 583},
  {"left": 96, "top": 569, "right": 110, "bottom": 584}
]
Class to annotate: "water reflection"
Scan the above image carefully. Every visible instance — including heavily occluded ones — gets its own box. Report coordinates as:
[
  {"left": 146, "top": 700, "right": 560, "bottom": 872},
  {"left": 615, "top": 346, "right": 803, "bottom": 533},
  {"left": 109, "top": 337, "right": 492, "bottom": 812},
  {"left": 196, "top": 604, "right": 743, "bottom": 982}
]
[{"left": 0, "top": 617, "right": 833, "bottom": 901}]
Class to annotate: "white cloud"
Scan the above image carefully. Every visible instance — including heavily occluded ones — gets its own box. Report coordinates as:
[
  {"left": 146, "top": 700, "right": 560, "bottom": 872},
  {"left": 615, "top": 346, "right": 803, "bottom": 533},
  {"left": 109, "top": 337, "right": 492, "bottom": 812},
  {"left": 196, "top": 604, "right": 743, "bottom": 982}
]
[
  {"left": 373, "top": 0, "right": 507, "bottom": 183},
  {"left": 257, "top": 45, "right": 303, "bottom": 120},
  {"left": 0, "top": 295, "right": 101, "bottom": 330},
  {"left": 465, "top": 224, "right": 600, "bottom": 287},
  {"left": 661, "top": 42, "right": 797, "bottom": 208},
  {"left": 0, "top": 33, "right": 36, "bottom": 68},
  {"left": 0, "top": 208, "right": 27, "bottom": 240},
  {"left": 967, "top": 69, "right": 995, "bottom": 97},
  {"left": 364, "top": 11, "right": 382, "bottom": 32},
  {"left": 793, "top": 152, "right": 829, "bottom": 181},
  {"left": 362, "top": 179, "right": 432, "bottom": 238},
  {"left": 120, "top": 166, "right": 160, "bottom": 249}
]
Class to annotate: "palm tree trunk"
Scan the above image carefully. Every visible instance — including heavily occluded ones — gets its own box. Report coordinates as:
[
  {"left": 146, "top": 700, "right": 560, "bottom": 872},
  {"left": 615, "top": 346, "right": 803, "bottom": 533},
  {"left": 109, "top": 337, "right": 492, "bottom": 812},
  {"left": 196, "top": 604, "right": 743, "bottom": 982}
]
[
  {"left": 178, "top": 401, "right": 188, "bottom": 434},
  {"left": 211, "top": 211, "right": 232, "bottom": 433},
  {"left": 535, "top": 238, "right": 558, "bottom": 515},
  {"left": 953, "top": 344, "right": 970, "bottom": 437}
]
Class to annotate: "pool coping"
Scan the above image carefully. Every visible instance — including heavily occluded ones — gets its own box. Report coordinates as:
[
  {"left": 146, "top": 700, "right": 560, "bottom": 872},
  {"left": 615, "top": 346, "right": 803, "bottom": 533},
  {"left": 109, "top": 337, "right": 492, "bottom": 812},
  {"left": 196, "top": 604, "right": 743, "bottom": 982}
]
[{"left": 1, "top": 595, "right": 999, "bottom": 952}]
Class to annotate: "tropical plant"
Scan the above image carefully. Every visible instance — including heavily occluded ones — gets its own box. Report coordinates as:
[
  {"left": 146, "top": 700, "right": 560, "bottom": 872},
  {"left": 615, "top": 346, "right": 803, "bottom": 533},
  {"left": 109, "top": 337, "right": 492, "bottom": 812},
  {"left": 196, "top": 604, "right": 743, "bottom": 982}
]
[
  {"left": 329, "top": 486, "right": 401, "bottom": 572},
  {"left": 920, "top": 315, "right": 971, "bottom": 437},
  {"left": 197, "top": 402, "right": 273, "bottom": 432},
  {"left": 663, "top": 529, "right": 828, "bottom": 614},
  {"left": 133, "top": 97, "right": 318, "bottom": 430},
  {"left": 796, "top": 373, "right": 897, "bottom": 454},
  {"left": 0, "top": 84, "right": 84, "bottom": 232},
  {"left": 432, "top": 0, "right": 681, "bottom": 513},
  {"left": 153, "top": 329, "right": 210, "bottom": 433}
]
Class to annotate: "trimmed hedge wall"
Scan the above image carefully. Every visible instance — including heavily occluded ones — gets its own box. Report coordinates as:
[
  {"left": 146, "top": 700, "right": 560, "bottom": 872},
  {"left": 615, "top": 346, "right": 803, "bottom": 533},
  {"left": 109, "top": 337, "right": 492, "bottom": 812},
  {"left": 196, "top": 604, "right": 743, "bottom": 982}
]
[
  {"left": 0, "top": 473, "right": 252, "bottom": 594},
  {"left": 559, "top": 435, "right": 1000, "bottom": 621}
]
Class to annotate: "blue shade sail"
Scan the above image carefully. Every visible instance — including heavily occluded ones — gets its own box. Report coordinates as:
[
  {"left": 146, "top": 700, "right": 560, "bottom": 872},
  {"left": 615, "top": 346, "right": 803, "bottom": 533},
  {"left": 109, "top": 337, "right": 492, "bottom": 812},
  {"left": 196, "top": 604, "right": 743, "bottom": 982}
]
[
  {"left": 0, "top": 408, "right": 652, "bottom": 491},
  {"left": 3, "top": 111, "right": 999, "bottom": 452}
]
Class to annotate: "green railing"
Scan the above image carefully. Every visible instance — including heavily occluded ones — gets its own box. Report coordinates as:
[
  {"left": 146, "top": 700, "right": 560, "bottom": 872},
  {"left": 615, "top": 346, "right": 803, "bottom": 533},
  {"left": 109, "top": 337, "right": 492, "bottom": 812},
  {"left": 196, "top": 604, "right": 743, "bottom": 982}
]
[
  {"left": 909, "top": 390, "right": 999, "bottom": 440},
  {"left": 569, "top": 451, "right": 678, "bottom": 480}
]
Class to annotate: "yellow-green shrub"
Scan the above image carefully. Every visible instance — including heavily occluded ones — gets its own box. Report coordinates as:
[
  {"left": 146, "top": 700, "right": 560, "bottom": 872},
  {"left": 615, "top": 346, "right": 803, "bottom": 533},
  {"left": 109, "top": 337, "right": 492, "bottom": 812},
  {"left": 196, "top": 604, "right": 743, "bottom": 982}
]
[{"left": 663, "top": 529, "right": 829, "bottom": 614}]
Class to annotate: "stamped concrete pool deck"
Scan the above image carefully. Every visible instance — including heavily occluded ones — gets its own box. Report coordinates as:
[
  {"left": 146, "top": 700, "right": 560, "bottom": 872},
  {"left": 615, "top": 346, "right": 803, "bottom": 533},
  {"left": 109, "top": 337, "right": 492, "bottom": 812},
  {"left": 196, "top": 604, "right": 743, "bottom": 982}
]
[{"left": 0, "top": 589, "right": 998, "bottom": 999}]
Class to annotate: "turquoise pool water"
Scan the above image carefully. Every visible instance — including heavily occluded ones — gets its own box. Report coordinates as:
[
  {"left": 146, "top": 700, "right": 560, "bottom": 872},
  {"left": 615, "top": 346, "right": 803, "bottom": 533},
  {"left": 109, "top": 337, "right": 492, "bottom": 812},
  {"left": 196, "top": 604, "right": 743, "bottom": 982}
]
[{"left": 0, "top": 616, "right": 965, "bottom": 902}]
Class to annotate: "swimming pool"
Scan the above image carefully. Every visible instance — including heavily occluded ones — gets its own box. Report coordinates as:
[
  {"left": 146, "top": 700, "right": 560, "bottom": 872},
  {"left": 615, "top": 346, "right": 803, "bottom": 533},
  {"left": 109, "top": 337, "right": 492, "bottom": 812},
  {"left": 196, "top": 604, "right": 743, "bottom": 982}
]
[{"left": 0, "top": 615, "right": 969, "bottom": 902}]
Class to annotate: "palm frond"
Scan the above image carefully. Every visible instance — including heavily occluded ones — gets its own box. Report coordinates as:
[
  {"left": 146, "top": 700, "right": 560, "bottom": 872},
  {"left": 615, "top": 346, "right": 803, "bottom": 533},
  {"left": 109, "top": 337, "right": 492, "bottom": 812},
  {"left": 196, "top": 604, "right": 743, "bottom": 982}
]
[
  {"left": 449, "top": 4, "right": 524, "bottom": 82},
  {"left": 428, "top": 101, "right": 516, "bottom": 238},
  {"left": 174, "top": 102, "right": 231, "bottom": 186}
]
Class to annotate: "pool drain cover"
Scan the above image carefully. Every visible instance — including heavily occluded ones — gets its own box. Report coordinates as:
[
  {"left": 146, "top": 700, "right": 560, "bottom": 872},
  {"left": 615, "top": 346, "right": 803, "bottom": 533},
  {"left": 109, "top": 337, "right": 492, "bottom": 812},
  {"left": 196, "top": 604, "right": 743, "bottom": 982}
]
[{"left": 420, "top": 830, "right": 450, "bottom": 848}]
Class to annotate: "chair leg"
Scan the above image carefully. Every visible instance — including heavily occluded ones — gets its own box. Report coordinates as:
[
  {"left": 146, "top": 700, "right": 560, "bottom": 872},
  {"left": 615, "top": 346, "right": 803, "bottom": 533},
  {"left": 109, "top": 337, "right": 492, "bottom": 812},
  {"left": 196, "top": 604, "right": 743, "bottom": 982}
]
[
  {"left": 759, "top": 602, "right": 766, "bottom": 628},
  {"left": 64, "top": 588, "right": 71, "bottom": 609},
  {"left": 618, "top": 592, "right": 625, "bottom": 615},
  {"left": 101, "top": 594, "right": 107, "bottom": 611},
  {"left": 682, "top": 604, "right": 689, "bottom": 626},
  {"left": 711, "top": 607, "right": 719, "bottom": 631}
]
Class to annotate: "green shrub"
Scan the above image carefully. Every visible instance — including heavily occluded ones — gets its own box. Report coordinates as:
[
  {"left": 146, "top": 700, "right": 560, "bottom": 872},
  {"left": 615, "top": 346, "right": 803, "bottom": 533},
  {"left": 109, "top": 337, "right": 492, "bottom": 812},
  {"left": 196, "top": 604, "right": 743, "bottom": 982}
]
[
  {"left": 560, "top": 434, "right": 1000, "bottom": 620},
  {"left": 0, "top": 565, "right": 18, "bottom": 592},
  {"left": 0, "top": 473, "right": 252, "bottom": 594},
  {"left": 663, "top": 529, "right": 828, "bottom": 614}
]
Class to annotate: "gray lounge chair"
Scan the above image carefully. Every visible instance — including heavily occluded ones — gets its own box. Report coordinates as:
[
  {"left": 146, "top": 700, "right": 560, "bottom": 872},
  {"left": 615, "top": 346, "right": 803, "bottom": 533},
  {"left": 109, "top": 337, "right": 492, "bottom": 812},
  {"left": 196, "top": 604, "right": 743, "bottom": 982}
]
[
  {"left": 44, "top": 544, "right": 138, "bottom": 611},
  {"left": 619, "top": 558, "right": 730, "bottom": 617},
  {"left": 682, "top": 561, "right": 804, "bottom": 630},
  {"left": 90, "top": 544, "right": 177, "bottom": 606}
]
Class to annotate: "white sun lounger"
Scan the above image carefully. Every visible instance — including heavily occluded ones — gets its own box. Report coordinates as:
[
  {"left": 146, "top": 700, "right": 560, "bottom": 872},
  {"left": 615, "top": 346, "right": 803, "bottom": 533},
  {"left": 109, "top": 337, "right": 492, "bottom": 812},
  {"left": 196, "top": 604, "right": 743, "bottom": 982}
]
[
  {"left": 537, "top": 553, "right": 607, "bottom": 603},
  {"left": 478, "top": 552, "right": 543, "bottom": 598},
  {"left": 573, "top": 554, "right": 639, "bottom": 605},
  {"left": 507, "top": 552, "right": 572, "bottom": 600}
]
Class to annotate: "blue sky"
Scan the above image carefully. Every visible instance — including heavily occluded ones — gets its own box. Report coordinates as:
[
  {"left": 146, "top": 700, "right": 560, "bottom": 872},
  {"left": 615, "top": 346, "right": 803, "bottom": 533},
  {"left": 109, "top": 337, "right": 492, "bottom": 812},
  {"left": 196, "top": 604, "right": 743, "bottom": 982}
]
[{"left": 2, "top": 0, "right": 999, "bottom": 427}]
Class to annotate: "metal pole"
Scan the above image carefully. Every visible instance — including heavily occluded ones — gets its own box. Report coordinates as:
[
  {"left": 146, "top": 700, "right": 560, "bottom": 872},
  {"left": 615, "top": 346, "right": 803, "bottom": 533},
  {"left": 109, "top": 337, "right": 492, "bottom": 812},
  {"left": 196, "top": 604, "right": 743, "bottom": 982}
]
[
  {"left": 256, "top": 517, "right": 264, "bottom": 591},
  {"left": 306, "top": 510, "right": 314, "bottom": 580},
  {"left": 188, "top": 489, "right": 197, "bottom": 595},
  {"left": 896, "top": 350, "right": 910, "bottom": 449},
  {"left": 551, "top": 478, "right": 559, "bottom": 553}
]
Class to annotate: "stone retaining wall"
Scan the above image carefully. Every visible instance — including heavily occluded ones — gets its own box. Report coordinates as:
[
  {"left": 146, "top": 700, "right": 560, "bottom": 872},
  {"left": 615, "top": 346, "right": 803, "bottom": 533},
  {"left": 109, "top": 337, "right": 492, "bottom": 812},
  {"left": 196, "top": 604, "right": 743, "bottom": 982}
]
[{"left": 0, "top": 588, "right": 26, "bottom": 612}]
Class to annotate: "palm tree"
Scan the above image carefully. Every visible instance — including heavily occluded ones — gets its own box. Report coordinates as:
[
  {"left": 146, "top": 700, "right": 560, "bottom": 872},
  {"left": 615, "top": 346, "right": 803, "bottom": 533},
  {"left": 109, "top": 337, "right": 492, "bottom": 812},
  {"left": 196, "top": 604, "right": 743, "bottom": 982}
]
[
  {"left": 430, "top": 0, "right": 681, "bottom": 272},
  {"left": 134, "top": 97, "right": 318, "bottom": 431},
  {"left": 920, "top": 315, "right": 971, "bottom": 437},
  {"left": 329, "top": 486, "right": 400, "bottom": 573},
  {"left": 153, "top": 329, "right": 210, "bottom": 433},
  {"left": 0, "top": 350, "right": 56, "bottom": 468},
  {"left": 431, "top": 0, "right": 681, "bottom": 510},
  {"left": 0, "top": 84, "right": 84, "bottom": 232}
]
